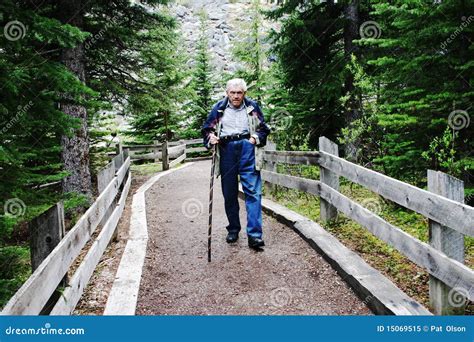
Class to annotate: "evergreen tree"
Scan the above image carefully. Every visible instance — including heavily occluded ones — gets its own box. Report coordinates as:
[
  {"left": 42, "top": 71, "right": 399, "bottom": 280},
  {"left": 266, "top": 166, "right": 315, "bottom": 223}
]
[
  {"left": 266, "top": 0, "right": 369, "bottom": 149},
  {"left": 0, "top": 0, "right": 92, "bottom": 235},
  {"left": 232, "top": 0, "right": 266, "bottom": 100},
  {"left": 187, "top": 11, "right": 214, "bottom": 133},
  {"left": 125, "top": 15, "right": 188, "bottom": 143},
  {"left": 357, "top": 0, "right": 474, "bottom": 184},
  {"left": 0, "top": 0, "right": 93, "bottom": 301},
  {"left": 57, "top": 0, "right": 93, "bottom": 197}
]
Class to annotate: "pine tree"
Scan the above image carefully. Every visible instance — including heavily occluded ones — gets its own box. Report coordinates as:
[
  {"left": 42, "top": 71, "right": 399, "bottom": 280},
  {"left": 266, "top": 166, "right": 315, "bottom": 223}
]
[
  {"left": 0, "top": 0, "right": 92, "bottom": 233},
  {"left": 126, "top": 12, "right": 188, "bottom": 143},
  {"left": 0, "top": 0, "right": 93, "bottom": 302},
  {"left": 232, "top": 0, "right": 266, "bottom": 100},
  {"left": 187, "top": 11, "right": 214, "bottom": 133},
  {"left": 359, "top": 0, "right": 474, "bottom": 184},
  {"left": 266, "top": 0, "right": 349, "bottom": 148},
  {"left": 57, "top": 0, "right": 93, "bottom": 197}
]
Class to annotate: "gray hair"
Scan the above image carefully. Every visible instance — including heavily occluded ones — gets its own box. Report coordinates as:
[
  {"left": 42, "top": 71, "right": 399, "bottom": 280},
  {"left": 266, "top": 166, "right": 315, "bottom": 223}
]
[{"left": 226, "top": 78, "right": 247, "bottom": 92}]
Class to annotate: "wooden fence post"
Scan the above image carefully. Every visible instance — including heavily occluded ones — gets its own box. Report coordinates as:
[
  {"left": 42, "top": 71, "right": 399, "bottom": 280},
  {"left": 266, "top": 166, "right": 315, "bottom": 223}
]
[
  {"left": 153, "top": 140, "right": 160, "bottom": 163},
  {"left": 29, "top": 202, "right": 65, "bottom": 270},
  {"left": 162, "top": 140, "right": 169, "bottom": 171},
  {"left": 115, "top": 140, "right": 123, "bottom": 156},
  {"left": 263, "top": 140, "right": 277, "bottom": 197},
  {"left": 427, "top": 170, "right": 465, "bottom": 315},
  {"left": 29, "top": 202, "right": 66, "bottom": 314},
  {"left": 319, "top": 137, "right": 340, "bottom": 222}
]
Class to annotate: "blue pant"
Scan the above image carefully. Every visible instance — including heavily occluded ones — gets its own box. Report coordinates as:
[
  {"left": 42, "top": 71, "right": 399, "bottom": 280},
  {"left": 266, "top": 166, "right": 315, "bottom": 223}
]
[{"left": 219, "top": 139, "right": 263, "bottom": 238}]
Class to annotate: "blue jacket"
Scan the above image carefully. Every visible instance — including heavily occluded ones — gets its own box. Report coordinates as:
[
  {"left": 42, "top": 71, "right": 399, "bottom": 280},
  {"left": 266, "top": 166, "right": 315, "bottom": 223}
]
[{"left": 201, "top": 96, "right": 271, "bottom": 177}]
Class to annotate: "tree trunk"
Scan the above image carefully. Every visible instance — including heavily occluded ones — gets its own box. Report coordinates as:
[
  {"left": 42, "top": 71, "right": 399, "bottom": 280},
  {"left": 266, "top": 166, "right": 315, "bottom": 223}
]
[
  {"left": 343, "top": 0, "right": 360, "bottom": 160},
  {"left": 57, "top": 0, "right": 92, "bottom": 197}
]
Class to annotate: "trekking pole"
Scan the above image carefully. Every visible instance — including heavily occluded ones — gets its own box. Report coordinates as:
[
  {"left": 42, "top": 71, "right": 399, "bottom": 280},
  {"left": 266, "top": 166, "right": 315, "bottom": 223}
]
[{"left": 208, "top": 143, "right": 217, "bottom": 262}]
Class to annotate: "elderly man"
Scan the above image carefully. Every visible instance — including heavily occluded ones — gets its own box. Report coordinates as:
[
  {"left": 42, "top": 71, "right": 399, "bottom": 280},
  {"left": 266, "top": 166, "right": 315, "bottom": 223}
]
[{"left": 202, "top": 78, "right": 271, "bottom": 250}]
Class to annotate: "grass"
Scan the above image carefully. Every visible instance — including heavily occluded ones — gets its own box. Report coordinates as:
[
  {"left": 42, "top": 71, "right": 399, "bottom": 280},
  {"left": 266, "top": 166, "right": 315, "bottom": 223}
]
[
  {"left": 130, "top": 162, "right": 163, "bottom": 176},
  {"left": 269, "top": 164, "right": 473, "bottom": 312}
]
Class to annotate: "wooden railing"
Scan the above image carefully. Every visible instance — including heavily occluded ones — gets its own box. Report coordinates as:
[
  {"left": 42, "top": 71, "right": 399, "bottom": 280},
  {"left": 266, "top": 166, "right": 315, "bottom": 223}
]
[
  {"left": 123, "top": 138, "right": 208, "bottom": 169},
  {"left": 1, "top": 151, "right": 131, "bottom": 315},
  {"left": 259, "top": 136, "right": 474, "bottom": 315}
]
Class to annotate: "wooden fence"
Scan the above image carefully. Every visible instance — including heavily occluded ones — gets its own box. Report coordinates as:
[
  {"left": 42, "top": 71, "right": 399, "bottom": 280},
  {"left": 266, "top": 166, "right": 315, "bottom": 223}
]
[
  {"left": 1, "top": 151, "right": 131, "bottom": 315},
  {"left": 259, "top": 136, "right": 474, "bottom": 315},
  {"left": 123, "top": 138, "right": 207, "bottom": 169}
]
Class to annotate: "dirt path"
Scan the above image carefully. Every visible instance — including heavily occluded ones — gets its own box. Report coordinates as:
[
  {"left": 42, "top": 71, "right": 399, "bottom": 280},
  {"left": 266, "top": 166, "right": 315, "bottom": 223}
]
[{"left": 136, "top": 161, "right": 371, "bottom": 315}]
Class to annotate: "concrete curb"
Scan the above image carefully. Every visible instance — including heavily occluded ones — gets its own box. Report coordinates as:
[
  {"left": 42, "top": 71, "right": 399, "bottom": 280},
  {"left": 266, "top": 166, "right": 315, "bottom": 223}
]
[
  {"left": 104, "top": 163, "right": 193, "bottom": 315},
  {"left": 255, "top": 193, "right": 432, "bottom": 315}
]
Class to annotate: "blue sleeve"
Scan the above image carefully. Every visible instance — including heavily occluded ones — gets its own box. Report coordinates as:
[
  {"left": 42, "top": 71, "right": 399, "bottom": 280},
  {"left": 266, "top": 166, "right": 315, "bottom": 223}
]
[{"left": 201, "top": 105, "right": 219, "bottom": 149}]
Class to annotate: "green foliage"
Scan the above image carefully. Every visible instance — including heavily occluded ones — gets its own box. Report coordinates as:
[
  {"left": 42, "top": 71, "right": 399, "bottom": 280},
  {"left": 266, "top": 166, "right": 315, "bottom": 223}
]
[
  {"left": 422, "top": 126, "right": 464, "bottom": 178},
  {"left": 231, "top": 0, "right": 266, "bottom": 100},
  {"left": 185, "top": 11, "right": 215, "bottom": 133},
  {"left": 268, "top": 0, "right": 473, "bottom": 188},
  {"left": 0, "top": 0, "right": 93, "bottom": 244},
  {"left": 125, "top": 12, "right": 189, "bottom": 143},
  {"left": 63, "top": 192, "right": 90, "bottom": 214},
  {"left": 0, "top": 246, "right": 30, "bottom": 308},
  {"left": 356, "top": 0, "right": 474, "bottom": 183},
  {"left": 1, "top": 0, "right": 186, "bottom": 305},
  {"left": 266, "top": 1, "right": 369, "bottom": 148}
]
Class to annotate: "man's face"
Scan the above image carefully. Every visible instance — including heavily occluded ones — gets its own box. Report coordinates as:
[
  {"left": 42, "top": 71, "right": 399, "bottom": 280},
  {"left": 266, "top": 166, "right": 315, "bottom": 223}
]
[{"left": 226, "top": 86, "right": 245, "bottom": 107}]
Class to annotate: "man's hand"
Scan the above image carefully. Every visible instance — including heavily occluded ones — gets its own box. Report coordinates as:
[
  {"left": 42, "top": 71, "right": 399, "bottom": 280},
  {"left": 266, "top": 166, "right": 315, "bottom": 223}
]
[
  {"left": 248, "top": 137, "right": 256, "bottom": 145},
  {"left": 209, "top": 133, "right": 219, "bottom": 145}
]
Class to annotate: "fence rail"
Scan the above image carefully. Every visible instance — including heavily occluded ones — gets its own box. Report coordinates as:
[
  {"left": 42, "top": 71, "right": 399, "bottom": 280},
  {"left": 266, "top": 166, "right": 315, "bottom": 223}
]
[
  {"left": 123, "top": 138, "right": 208, "bottom": 170},
  {"left": 1, "top": 137, "right": 202, "bottom": 314},
  {"left": 123, "top": 139, "right": 206, "bottom": 162},
  {"left": 1, "top": 152, "right": 131, "bottom": 315},
  {"left": 260, "top": 136, "right": 473, "bottom": 315}
]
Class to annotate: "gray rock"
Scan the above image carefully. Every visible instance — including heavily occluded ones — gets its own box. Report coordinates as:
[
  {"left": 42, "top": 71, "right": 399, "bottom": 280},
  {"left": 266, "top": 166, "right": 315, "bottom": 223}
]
[
  {"left": 208, "top": 11, "right": 224, "bottom": 20},
  {"left": 221, "top": 33, "right": 231, "bottom": 47},
  {"left": 212, "top": 46, "right": 226, "bottom": 57},
  {"left": 175, "top": 5, "right": 189, "bottom": 18}
]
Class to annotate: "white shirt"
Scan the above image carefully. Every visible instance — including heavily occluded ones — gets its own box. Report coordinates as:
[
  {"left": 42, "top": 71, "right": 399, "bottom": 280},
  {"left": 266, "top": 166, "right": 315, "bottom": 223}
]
[{"left": 219, "top": 101, "right": 249, "bottom": 137}]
